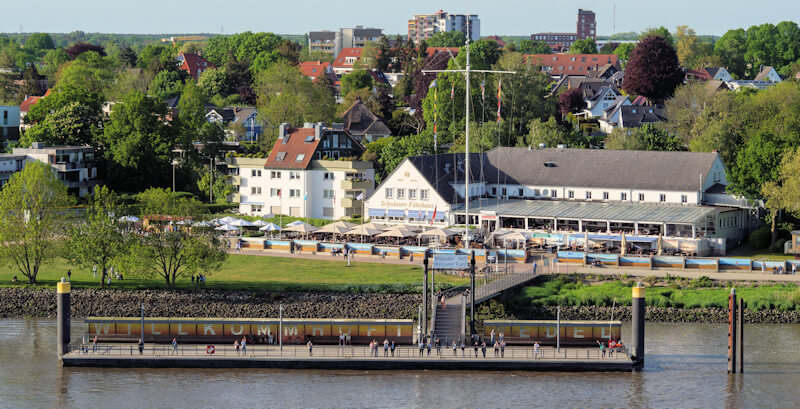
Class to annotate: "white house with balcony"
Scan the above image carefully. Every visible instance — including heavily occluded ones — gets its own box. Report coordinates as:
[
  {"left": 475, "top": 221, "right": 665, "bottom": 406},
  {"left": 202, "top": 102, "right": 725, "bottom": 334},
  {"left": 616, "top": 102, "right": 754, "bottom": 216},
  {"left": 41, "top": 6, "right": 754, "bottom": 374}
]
[
  {"left": 0, "top": 142, "right": 100, "bottom": 196},
  {"left": 225, "top": 123, "right": 376, "bottom": 219}
]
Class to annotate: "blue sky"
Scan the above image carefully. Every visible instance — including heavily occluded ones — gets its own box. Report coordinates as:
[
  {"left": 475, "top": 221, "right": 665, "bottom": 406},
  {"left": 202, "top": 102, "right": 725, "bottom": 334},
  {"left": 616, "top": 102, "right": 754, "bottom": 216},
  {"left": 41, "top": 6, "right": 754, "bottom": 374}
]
[{"left": 3, "top": 0, "right": 798, "bottom": 36}]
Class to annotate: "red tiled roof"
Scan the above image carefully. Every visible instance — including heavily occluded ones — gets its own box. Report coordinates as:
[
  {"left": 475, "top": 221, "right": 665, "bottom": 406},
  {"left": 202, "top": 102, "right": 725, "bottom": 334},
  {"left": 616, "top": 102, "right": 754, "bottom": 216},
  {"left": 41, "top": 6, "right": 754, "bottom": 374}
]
[
  {"left": 333, "top": 48, "right": 363, "bottom": 68},
  {"left": 525, "top": 54, "right": 620, "bottom": 76},
  {"left": 425, "top": 47, "right": 460, "bottom": 57},
  {"left": 265, "top": 128, "right": 320, "bottom": 169},
  {"left": 685, "top": 68, "right": 712, "bottom": 81},
  {"left": 485, "top": 36, "right": 506, "bottom": 47},
  {"left": 178, "top": 52, "right": 216, "bottom": 79},
  {"left": 20, "top": 95, "right": 43, "bottom": 113}
]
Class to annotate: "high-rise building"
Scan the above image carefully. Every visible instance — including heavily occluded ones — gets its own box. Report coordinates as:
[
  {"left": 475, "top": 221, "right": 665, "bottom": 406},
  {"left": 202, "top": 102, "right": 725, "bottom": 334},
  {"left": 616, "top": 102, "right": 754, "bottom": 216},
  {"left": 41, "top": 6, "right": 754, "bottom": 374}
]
[
  {"left": 577, "top": 9, "right": 596, "bottom": 41},
  {"left": 308, "top": 26, "right": 382, "bottom": 56},
  {"left": 407, "top": 10, "right": 479, "bottom": 44}
]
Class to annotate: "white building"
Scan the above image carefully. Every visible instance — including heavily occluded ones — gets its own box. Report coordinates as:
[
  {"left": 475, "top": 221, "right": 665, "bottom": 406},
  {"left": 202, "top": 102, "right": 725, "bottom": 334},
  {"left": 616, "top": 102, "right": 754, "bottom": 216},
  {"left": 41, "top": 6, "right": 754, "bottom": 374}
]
[
  {"left": 0, "top": 142, "right": 100, "bottom": 196},
  {"left": 407, "top": 10, "right": 479, "bottom": 44},
  {"left": 365, "top": 147, "right": 753, "bottom": 250},
  {"left": 0, "top": 105, "right": 20, "bottom": 142},
  {"left": 226, "top": 123, "right": 375, "bottom": 219}
]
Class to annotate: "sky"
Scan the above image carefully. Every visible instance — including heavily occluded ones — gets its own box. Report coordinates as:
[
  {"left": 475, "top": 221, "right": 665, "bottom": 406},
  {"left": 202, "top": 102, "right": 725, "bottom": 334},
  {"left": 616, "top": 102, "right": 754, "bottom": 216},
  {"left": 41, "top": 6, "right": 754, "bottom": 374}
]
[{"left": 3, "top": 0, "right": 799, "bottom": 37}]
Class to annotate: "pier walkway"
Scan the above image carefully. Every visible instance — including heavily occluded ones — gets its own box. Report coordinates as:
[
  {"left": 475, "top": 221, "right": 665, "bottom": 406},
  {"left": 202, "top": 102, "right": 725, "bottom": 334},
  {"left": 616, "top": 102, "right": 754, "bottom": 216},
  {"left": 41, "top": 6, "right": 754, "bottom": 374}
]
[{"left": 62, "top": 344, "right": 634, "bottom": 372}]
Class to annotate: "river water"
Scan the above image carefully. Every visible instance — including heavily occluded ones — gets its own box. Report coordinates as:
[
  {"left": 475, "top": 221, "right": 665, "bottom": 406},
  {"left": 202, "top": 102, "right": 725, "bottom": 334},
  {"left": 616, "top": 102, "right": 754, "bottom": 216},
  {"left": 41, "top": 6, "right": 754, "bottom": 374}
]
[{"left": 1, "top": 319, "right": 798, "bottom": 408}]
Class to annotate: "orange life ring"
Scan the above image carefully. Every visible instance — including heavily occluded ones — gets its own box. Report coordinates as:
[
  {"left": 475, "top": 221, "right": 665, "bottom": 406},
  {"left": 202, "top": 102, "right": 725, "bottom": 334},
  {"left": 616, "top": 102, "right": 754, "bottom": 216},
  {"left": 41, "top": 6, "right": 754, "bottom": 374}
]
[{"left": 206, "top": 345, "right": 215, "bottom": 354}]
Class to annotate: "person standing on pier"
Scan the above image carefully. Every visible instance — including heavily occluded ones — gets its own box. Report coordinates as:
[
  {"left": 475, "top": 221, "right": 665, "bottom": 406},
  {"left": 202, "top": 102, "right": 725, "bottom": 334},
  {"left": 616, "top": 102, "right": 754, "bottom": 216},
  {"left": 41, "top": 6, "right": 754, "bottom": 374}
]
[
  {"left": 426, "top": 339, "right": 432, "bottom": 356},
  {"left": 597, "top": 340, "right": 606, "bottom": 358},
  {"left": 234, "top": 339, "right": 240, "bottom": 354},
  {"left": 307, "top": 340, "right": 313, "bottom": 356},
  {"left": 493, "top": 341, "right": 499, "bottom": 357},
  {"left": 500, "top": 340, "right": 505, "bottom": 358},
  {"left": 452, "top": 341, "right": 457, "bottom": 356},
  {"left": 172, "top": 338, "right": 178, "bottom": 355},
  {"left": 92, "top": 336, "right": 98, "bottom": 352},
  {"left": 460, "top": 340, "right": 466, "bottom": 356},
  {"left": 435, "top": 338, "right": 441, "bottom": 355},
  {"left": 390, "top": 340, "right": 395, "bottom": 357},
  {"left": 383, "top": 339, "right": 389, "bottom": 357},
  {"left": 474, "top": 341, "right": 479, "bottom": 358},
  {"left": 490, "top": 329, "right": 496, "bottom": 345},
  {"left": 481, "top": 341, "right": 487, "bottom": 358},
  {"left": 241, "top": 337, "right": 247, "bottom": 355},
  {"left": 138, "top": 338, "right": 144, "bottom": 355},
  {"left": 533, "top": 341, "right": 540, "bottom": 359}
]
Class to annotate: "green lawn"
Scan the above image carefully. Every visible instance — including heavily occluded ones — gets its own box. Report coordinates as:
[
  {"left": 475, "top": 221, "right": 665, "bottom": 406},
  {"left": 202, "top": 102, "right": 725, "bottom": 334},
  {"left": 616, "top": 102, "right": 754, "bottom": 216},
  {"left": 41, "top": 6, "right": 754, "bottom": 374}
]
[
  {"left": 513, "top": 275, "right": 800, "bottom": 311},
  {"left": 0, "top": 255, "right": 468, "bottom": 293}
]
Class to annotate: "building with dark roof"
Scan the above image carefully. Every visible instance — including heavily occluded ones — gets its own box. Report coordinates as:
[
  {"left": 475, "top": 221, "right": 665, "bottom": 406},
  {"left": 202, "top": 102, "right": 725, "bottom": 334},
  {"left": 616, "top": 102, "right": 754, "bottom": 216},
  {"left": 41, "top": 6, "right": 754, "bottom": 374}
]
[
  {"left": 364, "top": 147, "right": 752, "bottom": 252},
  {"left": 339, "top": 99, "right": 391, "bottom": 143},
  {"left": 225, "top": 123, "right": 373, "bottom": 219}
]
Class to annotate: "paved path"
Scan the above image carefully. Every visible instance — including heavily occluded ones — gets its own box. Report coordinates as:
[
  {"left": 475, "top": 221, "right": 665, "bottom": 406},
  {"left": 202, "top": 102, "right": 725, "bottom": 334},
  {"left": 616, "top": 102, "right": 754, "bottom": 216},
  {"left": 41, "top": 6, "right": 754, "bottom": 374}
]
[{"left": 551, "top": 263, "right": 800, "bottom": 282}]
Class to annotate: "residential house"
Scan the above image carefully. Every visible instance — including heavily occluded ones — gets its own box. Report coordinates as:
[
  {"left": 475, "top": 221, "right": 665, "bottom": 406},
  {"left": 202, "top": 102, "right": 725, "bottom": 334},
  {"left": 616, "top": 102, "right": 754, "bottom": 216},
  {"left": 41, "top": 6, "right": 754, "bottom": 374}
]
[
  {"left": 425, "top": 47, "right": 461, "bottom": 57},
  {"left": 339, "top": 98, "right": 391, "bottom": 144},
  {"left": 685, "top": 67, "right": 733, "bottom": 82},
  {"left": 205, "top": 106, "right": 263, "bottom": 142},
  {"left": 2, "top": 142, "right": 100, "bottom": 196},
  {"left": 177, "top": 52, "right": 216, "bottom": 79},
  {"left": 333, "top": 48, "right": 363, "bottom": 75},
  {"left": 525, "top": 54, "right": 620, "bottom": 78},
  {"left": 597, "top": 97, "right": 633, "bottom": 133},
  {"left": 753, "top": 66, "right": 781, "bottom": 82},
  {"left": 0, "top": 105, "right": 20, "bottom": 141},
  {"left": 225, "top": 122, "right": 374, "bottom": 219},
  {"left": 725, "top": 66, "right": 783, "bottom": 91},
  {"left": 308, "top": 31, "right": 336, "bottom": 55},
  {"left": 582, "top": 85, "right": 624, "bottom": 118},
  {"left": 299, "top": 60, "right": 337, "bottom": 84},
  {"left": 484, "top": 35, "right": 506, "bottom": 47}
]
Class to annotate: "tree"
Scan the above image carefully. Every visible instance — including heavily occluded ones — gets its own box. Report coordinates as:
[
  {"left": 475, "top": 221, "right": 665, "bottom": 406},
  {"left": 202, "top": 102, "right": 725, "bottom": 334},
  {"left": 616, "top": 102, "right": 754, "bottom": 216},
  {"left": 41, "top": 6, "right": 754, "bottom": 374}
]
[
  {"left": 55, "top": 51, "right": 116, "bottom": 96},
  {"left": 101, "top": 91, "right": 179, "bottom": 191},
  {"left": 223, "top": 52, "right": 253, "bottom": 96},
  {"left": 379, "top": 133, "right": 435, "bottom": 176},
  {"left": 177, "top": 79, "right": 206, "bottom": 133},
  {"left": 148, "top": 70, "right": 184, "bottom": 100},
  {"left": 426, "top": 31, "right": 466, "bottom": 48},
  {"left": 518, "top": 40, "right": 552, "bottom": 54},
  {"left": 623, "top": 36, "right": 684, "bottom": 101},
  {"left": 197, "top": 169, "right": 233, "bottom": 203},
  {"left": 340, "top": 70, "right": 373, "bottom": 96},
  {"left": 0, "top": 161, "right": 70, "bottom": 284},
  {"left": 254, "top": 62, "right": 335, "bottom": 149},
  {"left": 21, "top": 101, "right": 100, "bottom": 147},
  {"left": 40, "top": 48, "right": 70, "bottom": 81},
  {"left": 762, "top": 147, "right": 800, "bottom": 245},
  {"left": 18, "top": 65, "right": 44, "bottom": 98},
  {"left": 519, "top": 117, "right": 579, "bottom": 148},
  {"left": 569, "top": 38, "right": 598, "bottom": 54},
  {"left": 604, "top": 128, "right": 648, "bottom": 150},
  {"left": 675, "top": 25, "right": 699, "bottom": 67},
  {"left": 25, "top": 33, "right": 55, "bottom": 52},
  {"left": 613, "top": 43, "right": 635, "bottom": 62},
  {"left": 197, "top": 67, "right": 228, "bottom": 100},
  {"left": 137, "top": 43, "right": 177, "bottom": 72},
  {"left": 374, "top": 35, "right": 392, "bottom": 72},
  {"left": 558, "top": 88, "right": 584, "bottom": 116},
  {"left": 123, "top": 188, "right": 226, "bottom": 288},
  {"left": 640, "top": 26, "right": 674, "bottom": 46},
  {"left": 714, "top": 28, "right": 747, "bottom": 78},
  {"left": 118, "top": 46, "right": 137, "bottom": 68},
  {"left": 65, "top": 42, "right": 106, "bottom": 59},
  {"left": 63, "top": 185, "right": 126, "bottom": 288},
  {"left": 662, "top": 82, "right": 718, "bottom": 144},
  {"left": 728, "top": 131, "right": 786, "bottom": 200}
]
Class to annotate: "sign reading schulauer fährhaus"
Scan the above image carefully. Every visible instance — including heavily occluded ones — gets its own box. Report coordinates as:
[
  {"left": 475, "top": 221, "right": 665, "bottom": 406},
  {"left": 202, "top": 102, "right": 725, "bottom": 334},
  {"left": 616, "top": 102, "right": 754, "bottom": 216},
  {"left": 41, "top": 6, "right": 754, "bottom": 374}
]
[
  {"left": 433, "top": 254, "right": 469, "bottom": 270},
  {"left": 378, "top": 200, "right": 435, "bottom": 209}
]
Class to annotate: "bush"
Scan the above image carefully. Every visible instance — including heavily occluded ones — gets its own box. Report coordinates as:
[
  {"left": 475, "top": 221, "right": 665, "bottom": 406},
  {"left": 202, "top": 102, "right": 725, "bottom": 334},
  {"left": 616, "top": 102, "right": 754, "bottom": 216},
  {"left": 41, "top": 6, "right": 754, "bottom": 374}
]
[
  {"left": 204, "top": 203, "right": 238, "bottom": 213},
  {"left": 749, "top": 226, "right": 771, "bottom": 249},
  {"left": 768, "top": 238, "right": 787, "bottom": 253}
]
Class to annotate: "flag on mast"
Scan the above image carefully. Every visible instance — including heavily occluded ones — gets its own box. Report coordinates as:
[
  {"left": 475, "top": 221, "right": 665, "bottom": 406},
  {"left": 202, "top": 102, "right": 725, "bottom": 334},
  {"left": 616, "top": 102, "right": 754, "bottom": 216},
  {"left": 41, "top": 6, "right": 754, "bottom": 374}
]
[
  {"left": 430, "top": 80, "right": 438, "bottom": 149},
  {"left": 496, "top": 78, "right": 502, "bottom": 124},
  {"left": 430, "top": 206, "right": 437, "bottom": 226},
  {"left": 480, "top": 80, "right": 485, "bottom": 101},
  {"left": 450, "top": 83, "right": 454, "bottom": 100}
]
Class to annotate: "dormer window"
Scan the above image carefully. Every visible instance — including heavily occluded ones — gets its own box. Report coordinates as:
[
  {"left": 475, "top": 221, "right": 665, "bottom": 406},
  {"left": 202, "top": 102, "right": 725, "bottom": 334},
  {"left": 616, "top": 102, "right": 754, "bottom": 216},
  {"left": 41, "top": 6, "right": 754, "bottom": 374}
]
[
  {"left": 295, "top": 154, "right": 305, "bottom": 162},
  {"left": 275, "top": 152, "right": 287, "bottom": 161}
]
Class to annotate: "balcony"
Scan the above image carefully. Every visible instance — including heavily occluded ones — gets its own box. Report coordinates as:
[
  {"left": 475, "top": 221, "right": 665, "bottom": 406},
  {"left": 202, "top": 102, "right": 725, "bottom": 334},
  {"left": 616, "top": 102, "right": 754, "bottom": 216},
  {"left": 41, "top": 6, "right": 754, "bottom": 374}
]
[
  {"left": 341, "top": 198, "right": 363, "bottom": 209},
  {"left": 226, "top": 175, "right": 241, "bottom": 185},
  {"left": 341, "top": 179, "right": 371, "bottom": 190},
  {"left": 225, "top": 156, "right": 267, "bottom": 168},
  {"left": 228, "top": 193, "right": 241, "bottom": 203}
]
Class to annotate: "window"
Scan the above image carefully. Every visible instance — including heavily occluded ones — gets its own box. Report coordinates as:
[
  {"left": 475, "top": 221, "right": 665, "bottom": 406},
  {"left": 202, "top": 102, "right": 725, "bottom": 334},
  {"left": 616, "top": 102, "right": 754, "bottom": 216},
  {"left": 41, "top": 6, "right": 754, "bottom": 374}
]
[
  {"left": 252, "top": 205, "right": 263, "bottom": 213},
  {"left": 551, "top": 190, "right": 557, "bottom": 198},
  {"left": 638, "top": 193, "right": 645, "bottom": 201},
  {"left": 295, "top": 153, "right": 305, "bottom": 162},
  {"left": 518, "top": 188, "right": 524, "bottom": 197},
  {"left": 250, "top": 187, "right": 262, "bottom": 195},
  {"left": 2, "top": 111, "right": 7, "bottom": 126},
  {"left": 289, "top": 189, "right": 301, "bottom": 198},
  {"left": 420, "top": 189, "right": 429, "bottom": 200},
  {"left": 323, "top": 172, "right": 335, "bottom": 180},
  {"left": 275, "top": 152, "right": 287, "bottom": 161},
  {"left": 251, "top": 169, "right": 262, "bottom": 177},
  {"left": 659, "top": 194, "right": 666, "bottom": 202},
  {"left": 585, "top": 191, "right": 592, "bottom": 200},
  {"left": 621, "top": 192, "right": 627, "bottom": 201},
  {"left": 323, "top": 190, "right": 335, "bottom": 198},
  {"left": 603, "top": 192, "right": 609, "bottom": 200},
  {"left": 304, "top": 135, "right": 314, "bottom": 143},
  {"left": 681, "top": 194, "right": 687, "bottom": 203},
  {"left": 568, "top": 190, "right": 574, "bottom": 199},
  {"left": 409, "top": 189, "right": 416, "bottom": 200},
  {"left": 270, "top": 188, "right": 281, "bottom": 197},
  {"left": 533, "top": 189, "right": 540, "bottom": 197},
  {"left": 289, "top": 171, "right": 301, "bottom": 180},
  {"left": 492, "top": 187, "right": 497, "bottom": 195},
  {"left": 270, "top": 171, "right": 281, "bottom": 179},
  {"left": 397, "top": 188, "right": 405, "bottom": 199},
  {"left": 385, "top": 188, "right": 393, "bottom": 199}
]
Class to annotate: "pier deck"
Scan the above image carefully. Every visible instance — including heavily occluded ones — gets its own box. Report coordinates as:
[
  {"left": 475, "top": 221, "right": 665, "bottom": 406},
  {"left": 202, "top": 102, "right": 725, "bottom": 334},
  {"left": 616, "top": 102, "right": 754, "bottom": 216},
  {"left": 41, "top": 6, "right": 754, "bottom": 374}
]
[{"left": 61, "top": 344, "right": 635, "bottom": 372}]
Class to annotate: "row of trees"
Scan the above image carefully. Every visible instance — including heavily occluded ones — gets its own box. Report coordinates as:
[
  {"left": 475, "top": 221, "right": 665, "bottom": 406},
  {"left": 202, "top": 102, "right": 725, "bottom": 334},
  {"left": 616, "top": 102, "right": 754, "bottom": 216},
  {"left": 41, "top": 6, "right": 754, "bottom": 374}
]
[{"left": 0, "top": 163, "right": 226, "bottom": 287}]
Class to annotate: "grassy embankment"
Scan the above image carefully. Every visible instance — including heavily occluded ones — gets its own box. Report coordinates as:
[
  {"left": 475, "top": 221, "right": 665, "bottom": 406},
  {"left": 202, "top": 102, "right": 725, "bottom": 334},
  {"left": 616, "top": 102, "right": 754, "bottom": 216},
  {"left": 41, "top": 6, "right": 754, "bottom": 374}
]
[
  {"left": 0, "top": 254, "right": 467, "bottom": 293},
  {"left": 513, "top": 274, "right": 800, "bottom": 311}
]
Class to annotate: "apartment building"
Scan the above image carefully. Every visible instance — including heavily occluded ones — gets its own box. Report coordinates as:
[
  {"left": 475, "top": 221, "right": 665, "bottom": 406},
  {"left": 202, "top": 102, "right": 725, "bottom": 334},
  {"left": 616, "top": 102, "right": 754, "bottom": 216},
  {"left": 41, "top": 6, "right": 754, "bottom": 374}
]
[
  {"left": 407, "top": 10, "right": 479, "bottom": 44},
  {"left": 531, "top": 9, "right": 596, "bottom": 51},
  {"left": 0, "top": 142, "right": 100, "bottom": 196},
  {"left": 226, "top": 123, "right": 375, "bottom": 219}
]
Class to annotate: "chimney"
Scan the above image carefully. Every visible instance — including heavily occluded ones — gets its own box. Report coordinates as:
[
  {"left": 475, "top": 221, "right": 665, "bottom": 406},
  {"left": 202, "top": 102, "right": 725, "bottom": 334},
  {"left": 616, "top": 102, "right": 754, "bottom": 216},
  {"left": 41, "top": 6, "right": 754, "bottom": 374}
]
[
  {"left": 314, "top": 122, "right": 325, "bottom": 140},
  {"left": 279, "top": 123, "right": 289, "bottom": 138}
]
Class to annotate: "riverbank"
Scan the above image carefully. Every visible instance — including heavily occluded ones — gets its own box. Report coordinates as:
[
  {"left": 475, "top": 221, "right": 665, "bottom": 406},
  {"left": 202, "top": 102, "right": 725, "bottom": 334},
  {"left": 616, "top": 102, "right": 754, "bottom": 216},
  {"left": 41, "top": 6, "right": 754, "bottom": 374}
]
[{"left": 0, "top": 288, "right": 420, "bottom": 319}]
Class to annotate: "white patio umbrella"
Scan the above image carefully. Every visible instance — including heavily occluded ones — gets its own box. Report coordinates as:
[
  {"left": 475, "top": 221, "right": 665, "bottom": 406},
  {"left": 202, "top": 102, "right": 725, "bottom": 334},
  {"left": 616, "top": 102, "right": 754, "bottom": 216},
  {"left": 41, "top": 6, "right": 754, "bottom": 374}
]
[
  {"left": 345, "top": 225, "right": 384, "bottom": 236},
  {"left": 215, "top": 224, "right": 240, "bottom": 232},
  {"left": 229, "top": 219, "right": 255, "bottom": 227},
  {"left": 283, "top": 223, "right": 319, "bottom": 234},
  {"left": 218, "top": 216, "right": 238, "bottom": 224},
  {"left": 258, "top": 223, "right": 282, "bottom": 232},
  {"left": 316, "top": 223, "right": 352, "bottom": 235},
  {"left": 286, "top": 220, "right": 305, "bottom": 227},
  {"left": 377, "top": 227, "right": 417, "bottom": 238},
  {"left": 118, "top": 215, "right": 140, "bottom": 223},
  {"left": 418, "top": 228, "right": 459, "bottom": 238},
  {"left": 193, "top": 220, "right": 214, "bottom": 227},
  {"left": 251, "top": 219, "right": 270, "bottom": 227}
]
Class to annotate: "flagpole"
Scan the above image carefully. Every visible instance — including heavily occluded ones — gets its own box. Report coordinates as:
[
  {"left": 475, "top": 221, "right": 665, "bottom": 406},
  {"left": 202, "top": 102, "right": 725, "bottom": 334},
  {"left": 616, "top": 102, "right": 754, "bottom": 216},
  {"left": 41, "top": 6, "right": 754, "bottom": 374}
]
[{"left": 464, "top": 8, "right": 471, "bottom": 248}]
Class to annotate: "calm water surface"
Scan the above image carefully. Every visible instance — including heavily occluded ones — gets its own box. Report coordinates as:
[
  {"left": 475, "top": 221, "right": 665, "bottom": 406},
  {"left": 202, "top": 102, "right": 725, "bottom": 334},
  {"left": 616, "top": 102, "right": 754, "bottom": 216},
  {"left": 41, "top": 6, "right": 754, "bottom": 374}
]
[{"left": 0, "top": 319, "right": 798, "bottom": 408}]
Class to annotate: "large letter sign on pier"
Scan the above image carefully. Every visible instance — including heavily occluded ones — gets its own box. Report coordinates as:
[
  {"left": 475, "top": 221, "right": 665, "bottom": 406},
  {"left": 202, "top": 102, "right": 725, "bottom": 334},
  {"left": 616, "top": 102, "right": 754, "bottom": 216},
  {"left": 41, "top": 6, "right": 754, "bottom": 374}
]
[{"left": 433, "top": 254, "right": 470, "bottom": 270}]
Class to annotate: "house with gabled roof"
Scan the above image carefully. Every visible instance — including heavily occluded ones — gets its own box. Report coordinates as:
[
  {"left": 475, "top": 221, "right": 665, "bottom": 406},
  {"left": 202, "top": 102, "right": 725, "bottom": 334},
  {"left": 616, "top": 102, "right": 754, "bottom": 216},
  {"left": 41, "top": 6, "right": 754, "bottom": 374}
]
[
  {"left": 332, "top": 48, "right": 363, "bottom": 75},
  {"left": 299, "top": 60, "right": 337, "bottom": 84},
  {"left": 225, "top": 122, "right": 374, "bottom": 219},
  {"left": 685, "top": 67, "right": 733, "bottom": 82},
  {"left": 753, "top": 66, "right": 781, "bottom": 82},
  {"left": 339, "top": 98, "right": 391, "bottom": 143},
  {"left": 177, "top": 52, "right": 216, "bottom": 79},
  {"left": 525, "top": 54, "right": 620, "bottom": 78}
]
